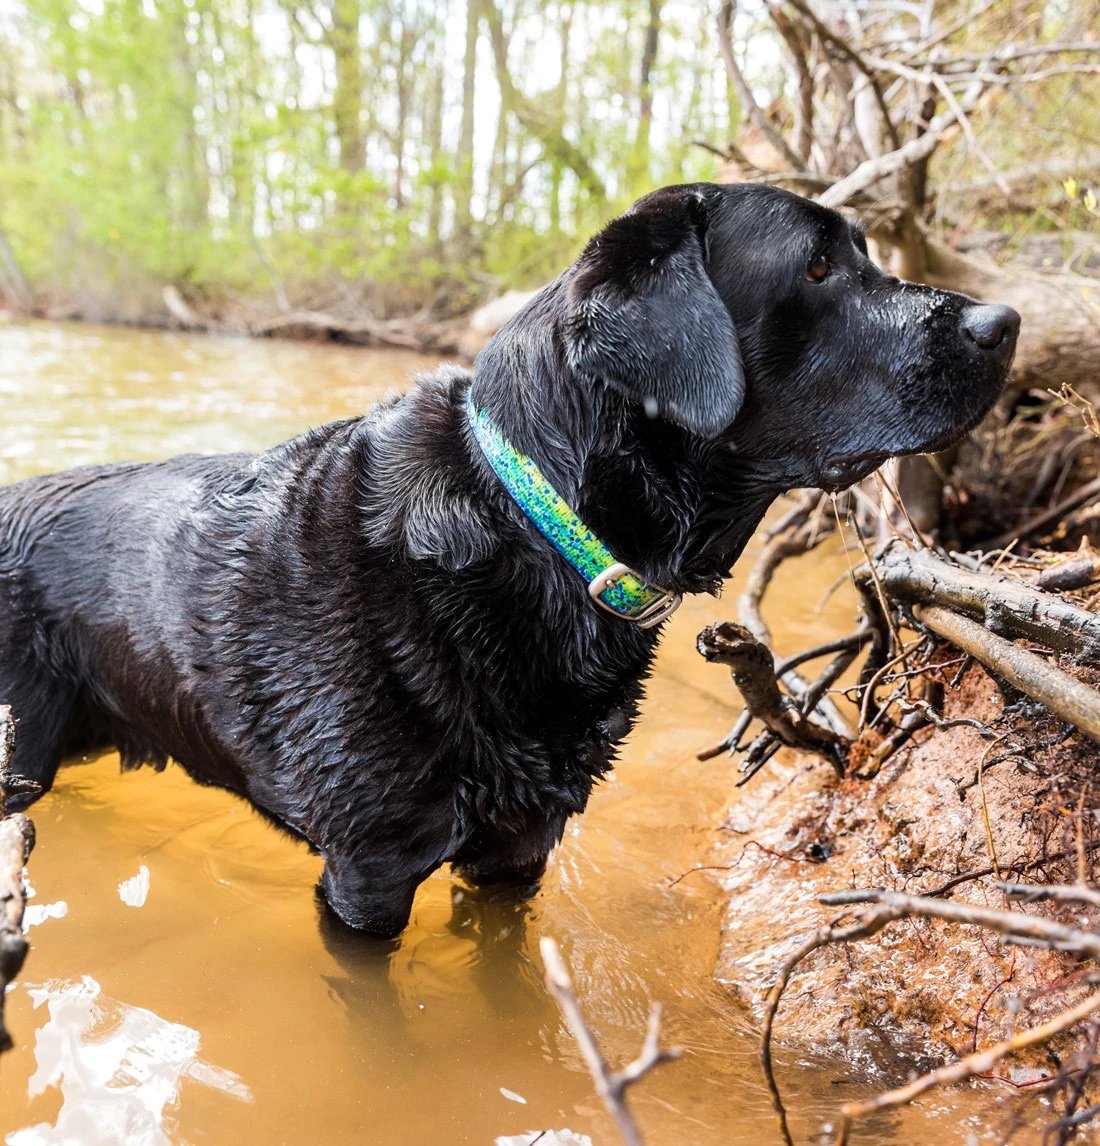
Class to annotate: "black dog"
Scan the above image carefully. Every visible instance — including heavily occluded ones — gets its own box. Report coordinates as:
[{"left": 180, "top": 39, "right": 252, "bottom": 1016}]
[{"left": 0, "top": 183, "right": 1018, "bottom": 935}]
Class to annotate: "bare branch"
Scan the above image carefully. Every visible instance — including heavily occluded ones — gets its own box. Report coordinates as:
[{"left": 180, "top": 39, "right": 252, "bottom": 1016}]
[
  {"left": 986, "top": 475, "right": 1100, "bottom": 552},
  {"left": 540, "top": 937, "right": 680, "bottom": 1146},
  {"left": 760, "top": 906, "right": 902, "bottom": 1146},
  {"left": 776, "top": 0, "right": 902, "bottom": 151},
  {"left": 818, "top": 887, "right": 1100, "bottom": 956},
  {"left": 998, "top": 882, "right": 1100, "bottom": 912},
  {"left": 833, "top": 991, "right": 1100, "bottom": 1145},
  {"left": 697, "top": 622, "right": 850, "bottom": 769},
  {"left": 716, "top": 1, "right": 806, "bottom": 174},
  {"left": 816, "top": 80, "right": 984, "bottom": 208},
  {"left": 914, "top": 604, "right": 1100, "bottom": 745}
]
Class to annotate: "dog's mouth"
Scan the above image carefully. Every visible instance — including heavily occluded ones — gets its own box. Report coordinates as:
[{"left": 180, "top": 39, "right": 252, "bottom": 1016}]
[
  {"left": 817, "top": 452, "right": 892, "bottom": 492},
  {"left": 817, "top": 396, "right": 1006, "bottom": 493}
]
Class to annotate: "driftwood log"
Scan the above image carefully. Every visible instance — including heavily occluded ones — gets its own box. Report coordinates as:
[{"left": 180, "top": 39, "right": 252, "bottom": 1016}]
[{"left": 0, "top": 705, "right": 33, "bottom": 1053}]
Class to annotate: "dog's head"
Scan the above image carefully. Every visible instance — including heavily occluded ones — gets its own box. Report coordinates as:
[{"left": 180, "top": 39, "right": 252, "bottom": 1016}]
[{"left": 560, "top": 182, "right": 1018, "bottom": 493}]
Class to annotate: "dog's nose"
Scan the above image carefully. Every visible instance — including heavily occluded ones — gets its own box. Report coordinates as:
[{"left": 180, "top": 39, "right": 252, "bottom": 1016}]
[{"left": 960, "top": 304, "right": 1020, "bottom": 354}]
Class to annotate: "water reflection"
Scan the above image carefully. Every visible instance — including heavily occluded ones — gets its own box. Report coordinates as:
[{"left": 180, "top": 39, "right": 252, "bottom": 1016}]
[
  {"left": 117, "top": 866, "right": 151, "bottom": 909},
  {"left": 8, "top": 977, "right": 249, "bottom": 1146}
]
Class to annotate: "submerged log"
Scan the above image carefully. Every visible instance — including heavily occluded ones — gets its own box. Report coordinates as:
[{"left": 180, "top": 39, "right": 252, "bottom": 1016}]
[{"left": 0, "top": 706, "right": 34, "bottom": 1054}]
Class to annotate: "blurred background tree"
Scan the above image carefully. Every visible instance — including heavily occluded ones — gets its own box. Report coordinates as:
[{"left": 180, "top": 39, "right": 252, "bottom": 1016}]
[{"left": 0, "top": 0, "right": 1095, "bottom": 342}]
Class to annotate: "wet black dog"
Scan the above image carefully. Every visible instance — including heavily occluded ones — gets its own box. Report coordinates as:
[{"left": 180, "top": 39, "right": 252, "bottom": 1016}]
[{"left": 0, "top": 184, "right": 1018, "bottom": 935}]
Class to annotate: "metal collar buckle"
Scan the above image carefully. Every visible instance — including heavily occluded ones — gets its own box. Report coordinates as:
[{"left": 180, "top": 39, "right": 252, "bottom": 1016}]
[{"left": 587, "top": 562, "right": 683, "bottom": 630}]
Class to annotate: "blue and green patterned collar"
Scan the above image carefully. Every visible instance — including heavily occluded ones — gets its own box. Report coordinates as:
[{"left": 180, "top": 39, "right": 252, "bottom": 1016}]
[{"left": 465, "top": 391, "right": 682, "bottom": 629}]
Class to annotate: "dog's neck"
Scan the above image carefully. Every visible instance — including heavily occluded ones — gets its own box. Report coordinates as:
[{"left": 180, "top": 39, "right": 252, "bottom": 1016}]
[{"left": 470, "top": 287, "right": 777, "bottom": 596}]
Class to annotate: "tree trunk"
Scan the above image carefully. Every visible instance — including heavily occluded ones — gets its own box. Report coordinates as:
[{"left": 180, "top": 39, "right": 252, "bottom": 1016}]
[
  {"left": 393, "top": 21, "right": 414, "bottom": 209},
  {"left": 483, "top": 0, "right": 605, "bottom": 202},
  {"left": 920, "top": 234, "right": 1100, "bottom": 392},
  {"left": 628, "top": 0, "right": 662, "bottom": 193},
  {"left": 455, "top": 0, "right": 480, "bottom": 248},
  {"left": 0, "top": 228, "right": 32, "bottom": 311},
  {"left": 329, "top": 0, "right": 364, "bottom": 176}
]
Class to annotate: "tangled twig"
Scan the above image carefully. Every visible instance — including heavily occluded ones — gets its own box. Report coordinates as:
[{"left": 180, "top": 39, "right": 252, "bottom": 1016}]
[{"left": 761, "top": 887, "right": 1100, "bottom": 1145}]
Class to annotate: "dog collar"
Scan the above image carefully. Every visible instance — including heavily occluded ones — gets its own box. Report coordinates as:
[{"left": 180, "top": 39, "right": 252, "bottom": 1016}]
[{"left": 465, "top": 392, "right": 682, "bottom": 629}]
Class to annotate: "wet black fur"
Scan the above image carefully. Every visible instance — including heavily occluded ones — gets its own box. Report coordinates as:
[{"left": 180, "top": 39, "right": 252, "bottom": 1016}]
[{"left": 0, "top": 183, "right": 1018, "bottom": 935}]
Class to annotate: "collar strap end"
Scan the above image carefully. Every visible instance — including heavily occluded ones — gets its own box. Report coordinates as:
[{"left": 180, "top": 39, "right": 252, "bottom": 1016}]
[{"left": 587, "top": 562, "right": 683, "bottom": 629}]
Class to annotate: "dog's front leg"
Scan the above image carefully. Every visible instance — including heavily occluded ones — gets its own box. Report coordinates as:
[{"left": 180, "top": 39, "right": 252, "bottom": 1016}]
[
  {"left": 452, "top": 815, "right": 566, "bottom": 898},
  {"left": 319, "top": 852, "right": 430, "bottom": 938}
]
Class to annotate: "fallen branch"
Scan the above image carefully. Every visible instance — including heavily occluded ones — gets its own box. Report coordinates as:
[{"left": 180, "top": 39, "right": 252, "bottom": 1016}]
[
  {"left": 832, "top": 990, "right": 1100, "bottom": 1146},
  {"left": 249, "top": 308, "right": 439, "bottom": 351},
  {"left": 913, "top": 604, "right": 1100, "bottom": 744},
  {"left": 986, "top": 476, "right": 1100, "bottom": 553},
  {"left": 861, "top": 540, "right": 1100, "bottom": 660},
  {"left": 697, "top": 630, "right": 869, "bottom": 761},
  {"left": 0, "top": 706, "right": 34, "bottom": 1054},
  {"left": 762, "top": 887, "right": 1100, "bottom": 1146},
  {"left": 737, "top": 492, "right": 850, "bottom": 736},
  {"left": 817, "top": 888, "right": 1100, "bottom": 956},
  {"left": 540, "top": 937, "right": 680, "bottom": 1146}
]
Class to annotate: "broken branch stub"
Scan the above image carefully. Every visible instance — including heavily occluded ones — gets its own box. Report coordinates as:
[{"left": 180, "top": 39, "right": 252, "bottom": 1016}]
[
  {"left": 0, "top": 706, "right": 34, "bottom": 1054},
  {"left": 696, "top": 622, "right": 850, "bottom": 769}
]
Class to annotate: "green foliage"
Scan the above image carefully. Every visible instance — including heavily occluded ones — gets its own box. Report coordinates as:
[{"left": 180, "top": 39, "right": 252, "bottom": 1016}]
[{"left": 0, "top": 0, "right": 730, "bottom": 317}]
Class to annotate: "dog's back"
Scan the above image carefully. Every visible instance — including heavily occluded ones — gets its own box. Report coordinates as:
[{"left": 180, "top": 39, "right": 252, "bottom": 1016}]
[{"left": 0, "top": 455, "right": 251, "bottom": 790}]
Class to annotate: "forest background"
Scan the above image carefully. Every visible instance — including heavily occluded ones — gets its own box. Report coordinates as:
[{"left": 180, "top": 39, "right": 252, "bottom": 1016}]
[{"left": 0, "top": 0, "right": 1095, "bottom": 332}]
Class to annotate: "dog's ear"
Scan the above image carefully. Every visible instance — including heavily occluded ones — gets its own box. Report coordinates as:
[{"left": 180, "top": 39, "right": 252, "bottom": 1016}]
[{"left": 561, "top": 188, "right": 745, "bottom": 437}]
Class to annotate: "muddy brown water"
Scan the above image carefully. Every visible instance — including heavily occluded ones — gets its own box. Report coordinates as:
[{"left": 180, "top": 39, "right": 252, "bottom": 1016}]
[{"left": 0, "top": 321, "right": 1002, "bottom": 1144}]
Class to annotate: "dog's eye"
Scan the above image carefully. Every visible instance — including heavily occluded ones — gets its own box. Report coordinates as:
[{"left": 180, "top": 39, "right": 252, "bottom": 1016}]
[{"left": 805, "top": 254, "right": 830, "bottom": 283}]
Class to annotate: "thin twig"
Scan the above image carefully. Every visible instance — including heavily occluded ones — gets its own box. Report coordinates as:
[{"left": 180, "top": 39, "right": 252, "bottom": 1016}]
[
  {"left": 817, "top": 889, "right": 1100, "bottom": 957},
  {"left": 833, "top": 991, "right": 1100, "bottom": 1145},
  {"left": 760, "top": 906, "right": 902, "bottom": 1146},
  {"left": 540, "top": 937, "right": 680, "bottom": 1146},
  {"left": 998, "top": 883, "right": 1100, "bottom": 912}
]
